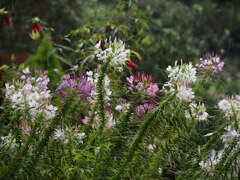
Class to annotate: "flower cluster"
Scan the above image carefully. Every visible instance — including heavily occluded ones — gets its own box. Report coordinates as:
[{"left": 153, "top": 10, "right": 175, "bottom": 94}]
[
  {"left": 166, "top": 61, "right": 197, "bottom": 85},
  {"left": 185, "top": 102, "right": 208, "bottom": 121},
  {"left": 221, "top": 126, "right": 240, "bottom": 148},
  {"left": 55, "top": 72, "right": 94, "bottom": 102},
  {"left": 86, "top": 70, "right": 112, "bottom": 103},
  {"left": 199, "top": 96, "right": 240, "bottom": 171},
  {"left": 176, "top": 83, "right": 195, "bottom": 102},
  {"left": 136, "top": 103, "right": 155, "bottom": 118},
  {"left": 163, "top": 61, "right": 196, "bottom": 102},
  {"left": 54, "top": 128, "right": 86, "bottom": 144},
  {"left": 218, "top": 95, "right": 240, "bottom": 120},
  {"left": 196, "top": 52, "right": 224, "bottom": 74},
  {"left": 5, "top": 68, "right": 57, "bottom": 120},
  {"left": 126, "top": 71, "right": 159, "bottom": 98},
  {"left": 94, "top": 38, "right": 130, "bottom": 70}
]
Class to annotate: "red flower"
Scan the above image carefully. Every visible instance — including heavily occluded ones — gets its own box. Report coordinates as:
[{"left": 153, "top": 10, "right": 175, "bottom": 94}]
[
  {"left": 32, "top": 23, "right": 43, "bottom": 32},
  {"left": 3, "top": 14, "right": 10, "bottom": 27},
  {"left": 126, "top": 60, "right": 137, "bottom": 69}
]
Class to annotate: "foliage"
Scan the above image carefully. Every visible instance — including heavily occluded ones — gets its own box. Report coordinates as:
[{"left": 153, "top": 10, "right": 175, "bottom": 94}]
[{"left": 0, "top": 0, "right": 240, "bottom": 179}]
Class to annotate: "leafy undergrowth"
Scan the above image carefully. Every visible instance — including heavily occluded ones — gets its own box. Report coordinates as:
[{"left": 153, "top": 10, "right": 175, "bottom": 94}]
[{"left": 0, "top": 39, "right": 239, "bottom": 179}]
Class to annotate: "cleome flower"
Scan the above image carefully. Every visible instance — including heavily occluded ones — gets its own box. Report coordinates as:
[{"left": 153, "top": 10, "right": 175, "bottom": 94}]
[
  {"left": 185, "top": 102, "right": 208, "bottom": 121},
  {"left": 126, "top": 71, "right": 159, "bottom": 98},
  {"left": 5, "top": 68, "right": 57, "bottom": 120},
  {"left": 166, "top": 61, "right": 197, "bottom": 84},
  {"left": 53, "top": 127, "right": 86, "bottom": 144},
  {"left": 220, "top": 126, "right": 240, "bottom": 149},
  {"left": 136, "top": 103, "right": 156, "bottom": 118},
  {"left": 176, "top": 82, "right": 195, "bottom": 102},
  {"left": 55, "top": 72, "right": 94, "bottom": 102},
  {"left": 218, "top": 95, "right": 240, "bottom": 120},
  {"left": 94, "top": 38, "right": 130, "bottom": 69},
  {"left": 196, "top": 52, "right": 224, "bottom": 74},
  {"left": 163, "top": 61, "right": 197, "bottom": 93},
  {"left": 86, "top": 69, "right": 112, "bottom": 103}
]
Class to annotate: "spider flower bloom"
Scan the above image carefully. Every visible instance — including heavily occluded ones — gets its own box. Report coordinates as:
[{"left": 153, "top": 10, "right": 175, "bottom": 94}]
[
  {"left": 5, "top": 68, "right": 57, "bottom": 120},
  {"left": 94, "top": 38, "right": 130, "bottom": 69},
  {"left": 126, "top": 72, "right": 159, "bottom": 97},
  {"left": 136, "top": 103, "right": 156, "bottom": 118},
  {"left": 176, "top": 82, "right": 195, "bottom": 102},
  {"left": 55, "top": 72, "right": 94, "bottom": 102},
  {"left": 185, "top": 102, "right": 208, "bottom": 121},
  {"left": 196, "top": 52, "right": 224, "bottom": 74},
  {"left": 126, "top": 60, "right": 137, "bottom": 69},
  {"left": 166, "top": 61, "right": 197, "bottom": 84},
  {"left": 218, "top": 95, "right": 240, "bottom": 120}
]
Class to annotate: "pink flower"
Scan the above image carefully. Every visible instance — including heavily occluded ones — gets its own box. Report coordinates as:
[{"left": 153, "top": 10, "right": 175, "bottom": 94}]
[
  {"left": 82, "top": 117, "right": 89, "bottom": 124},
  {"left": 126, "top": 71, "right": 159, "bottom": 98},
  {"left": 20, "top": 120, "right": 31, "bottom": 135},
  {"left": 146, "top": 84, "right": 159, "bottom": 97},
  {"left": 126, "top": 76, "right": 134, "bottom": 85}
]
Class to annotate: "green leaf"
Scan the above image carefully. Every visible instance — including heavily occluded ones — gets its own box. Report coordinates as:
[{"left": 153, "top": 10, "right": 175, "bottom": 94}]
[
  {"left": 131, "top": 50, "right": 143, "bottom": 61},
  {"left": 54, "top": 54, "right": 72, "bottom": 67}
]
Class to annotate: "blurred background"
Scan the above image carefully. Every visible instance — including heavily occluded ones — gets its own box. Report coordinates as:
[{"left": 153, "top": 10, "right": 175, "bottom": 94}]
[{"left": 0, "top": 0, "right": 240, "bottom": 97}]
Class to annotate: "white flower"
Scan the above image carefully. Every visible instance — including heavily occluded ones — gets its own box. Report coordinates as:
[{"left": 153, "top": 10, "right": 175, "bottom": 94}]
[
  {"left": 74, "top": 132, "right": 85, "bottom": 143},
  {"left": 106, "top": 112, "right": 115, "bottom": 128},
  {"left": 166, "top": 61, "right": 197, "bottom": 84},
  {"left": 53, "top": 129, "right": 65, "bottom": 140},
  {"left": 5, "top": 68, "right": 57, "bottom": 121},
  {"left": 221, "top": 126, "right": 240, "bottom": 148},
  {"left": 115, "top": 105, "right": 123, "bottom": 111},
  {"left": 176, "top": 85, "right": 195, "bottom": 102},
  {"left": 185, "top": 102, "right": 208, "bottom": 121},
  {"left": 147, "top": 144, "right": 156, "bottom": 151},
  {"left": 23, "top": 67, "right": 30, "bottom": 74},
  {"left": 218, "top": 96, "right": 240, "bottom": 120},
  {"left": 94, "top": 38, "right": 130, "bottom": 69},
  {"left": 199, "top": 150, "right": 223, "bottom": 171}
]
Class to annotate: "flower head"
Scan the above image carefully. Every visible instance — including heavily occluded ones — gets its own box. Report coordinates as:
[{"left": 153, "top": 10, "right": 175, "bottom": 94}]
[
  {"left": 5, "top": 68, "right": 57, "bottom": 121},
  {"left": 176, "top": 82, "right": 195, "bottom": 102},
  {"left": 218, "top": 95, "right": 240, "bottom": 120},
  {"left": 185, "top": 102, "right": 208, "bottom": 121},
  {"left": 55, "top": 72, "right": 94, "bottom": 102},
  {"left": 94, "top": 38, "right": 130, "bottom": 69},
  {"left": 126, "top": 72, "right": 159, "bottom": 98},
  {"left": 163, "top": 61, "right": 197, "bottom": 93},
  {"left": 136, "top": 103, "right": 156, "bottom": 118},
  {"left": 196, "top": 52, "right": 224, "bottom": 74}
]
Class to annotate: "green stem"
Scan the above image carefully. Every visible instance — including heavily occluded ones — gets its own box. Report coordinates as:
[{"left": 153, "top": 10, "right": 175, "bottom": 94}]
[{"left": 96, "top": 58, "right": 111, "bottom": 134}]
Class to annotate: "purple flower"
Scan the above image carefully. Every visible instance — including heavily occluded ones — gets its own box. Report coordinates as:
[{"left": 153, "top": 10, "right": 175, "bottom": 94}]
[
  {"left": 55, "top": 72, "right": 94, "bottom": 102},
  {"left": 136, "top": 103, "right": 156, "bottom": 118},
  {"left": 146, "top": 84, "right": 159, "bottom": 97},
  {"left": 196, "top": 52, "right": 224, "bottom": 74}
]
